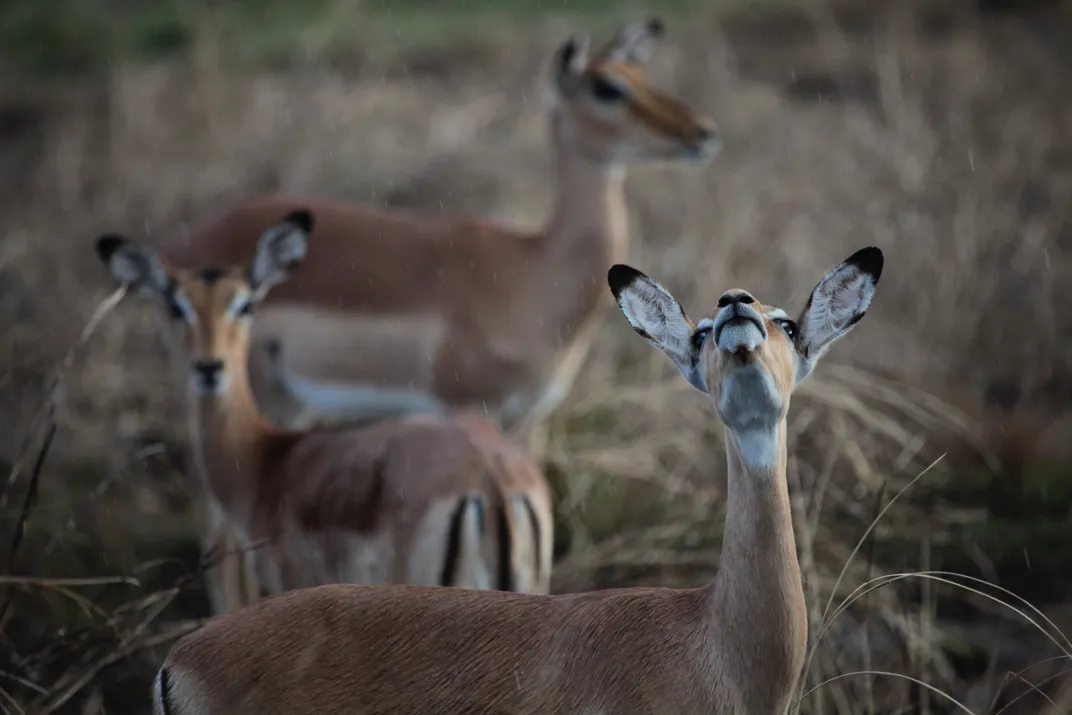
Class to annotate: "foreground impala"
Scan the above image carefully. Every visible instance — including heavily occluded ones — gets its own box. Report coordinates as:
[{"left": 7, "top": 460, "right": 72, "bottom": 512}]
[
  {"left": 160, "top": 18, "right": 721, "bottom": 444},
  {"left": 150, "top": 246, "right": 883, "bottom": 715},
  {"left": 96, "top": 210, "right": 553, "bottom": 610}
]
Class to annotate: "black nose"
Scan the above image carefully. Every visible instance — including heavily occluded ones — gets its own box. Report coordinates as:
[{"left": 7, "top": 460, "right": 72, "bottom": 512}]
[
  {"left": 193, "top": 359, "right": 223, "bottom": 381},
  {"left": 717, "top": 292, "right": 755, "bottom": 308}
]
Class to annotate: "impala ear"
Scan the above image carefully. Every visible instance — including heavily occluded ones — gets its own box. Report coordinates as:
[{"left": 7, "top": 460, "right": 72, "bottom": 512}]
[
  {"left": 598, "top": 17, "right": 664, "bottom": 65},
  {"left": 553, "top": 34, "right": 590, "bottom": 96},
  {"left": 249, "top": 210, "right": 313, "bottom": 300},
  {"left": 607, "top": 264, "right": 706, "bottom": 392},
  {"left": 794, "top": 246, "right": 884, "bottom": 382},
  {"left": 95, "top": 234, "right": 171, "bottom": 295}
]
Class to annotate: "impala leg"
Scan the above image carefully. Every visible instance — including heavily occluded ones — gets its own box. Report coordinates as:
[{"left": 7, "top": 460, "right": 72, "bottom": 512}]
[
  {"left": 513, "top": 320, "right": 602, "bottom": 459},
  {"left": 239, "top": 541, "right": 263, "bottom": 605},
  {"left": 202, "top": 500, "right": 258, "bottom": 614},
  {"left": 246, "top": 345, "right": 307, "bottom": 427}
]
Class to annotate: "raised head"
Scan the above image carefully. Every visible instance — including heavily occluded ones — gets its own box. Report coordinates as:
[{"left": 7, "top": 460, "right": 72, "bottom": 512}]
[
  {"left": 608, "top": 248, "right": 882, "bottom": 460},
  {"left": 94, "top": 210, "right": 313, "bottom": 396},
  {"left": 550, "top": 17, "right": 721, "bottom": 164}
]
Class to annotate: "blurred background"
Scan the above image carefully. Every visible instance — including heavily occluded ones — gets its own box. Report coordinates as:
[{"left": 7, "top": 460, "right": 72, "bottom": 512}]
[{"left": 2, "top": 0, "right": 1071, "bottom": 712}]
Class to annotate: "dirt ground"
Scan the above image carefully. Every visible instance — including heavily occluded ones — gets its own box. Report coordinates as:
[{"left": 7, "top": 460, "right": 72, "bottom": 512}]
[{"left": 2, "top": 0, "right": 1072, "bottom": 712}]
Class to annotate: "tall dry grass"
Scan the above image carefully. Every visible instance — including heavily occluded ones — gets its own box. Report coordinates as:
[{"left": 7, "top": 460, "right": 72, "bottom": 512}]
[{"left": 1, "top": 1, "right": 1071, "bottom": 712}]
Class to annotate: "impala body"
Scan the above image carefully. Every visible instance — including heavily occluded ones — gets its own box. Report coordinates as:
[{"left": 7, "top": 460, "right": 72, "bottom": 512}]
[
  {"left": 96, "top": 211, "right": 553, "bottom": 612},
  {"left": 150, "top": 246, "right": 884, "bottom": 715},
  {"left": 260, "top": 336, "right": 555, "bottom": 594},
  {"left": 159, "top": 18, "right": 721, "bottom": 443}
]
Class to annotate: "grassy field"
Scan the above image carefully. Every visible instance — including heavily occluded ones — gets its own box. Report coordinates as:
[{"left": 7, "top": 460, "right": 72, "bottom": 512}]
[
  {"left": 0, "top": 0, "right": 799, "bottom": 77},
  {"left": 3, "top": 0, "right": 1072, "bottom": 712}
]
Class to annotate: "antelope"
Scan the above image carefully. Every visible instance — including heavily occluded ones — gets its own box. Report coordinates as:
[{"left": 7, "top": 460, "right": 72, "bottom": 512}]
[
  {"left": 260, "top": 334, "right": 555, "bottom": 594},
  {"left": 159, "top": 17, "right": 721, "bottom": 448},
  {"left": 150, "top": 246, "right": 884, "bottom": 715},
  {"left": 95, "top": 210, "right": 554, "bottom": 608}
]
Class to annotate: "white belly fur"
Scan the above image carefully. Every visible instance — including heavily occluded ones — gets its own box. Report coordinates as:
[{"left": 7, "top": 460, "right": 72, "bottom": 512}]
[
  {"left": 251, "top": 306, "right": 448, "bottom": 388},
  {"left": 249, "top": 305, "right": 597, "bottom": 433}
]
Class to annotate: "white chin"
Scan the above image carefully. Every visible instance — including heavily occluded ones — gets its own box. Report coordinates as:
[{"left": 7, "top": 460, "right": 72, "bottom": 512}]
[
  {"left": 191, "top": 378, "right": 229, "bottom": 396},
  {"left": 717, "top": 324, "right": 763, "bottom": 353}
]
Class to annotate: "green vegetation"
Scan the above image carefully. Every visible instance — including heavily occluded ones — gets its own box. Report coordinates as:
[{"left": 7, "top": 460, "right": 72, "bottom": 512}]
[{"left": 0, "top": 0, "right": 808, "bottom": 78}]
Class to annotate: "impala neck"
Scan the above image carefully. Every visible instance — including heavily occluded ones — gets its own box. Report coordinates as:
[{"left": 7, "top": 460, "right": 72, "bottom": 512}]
[
  {"left": 705, "top": 421, "right": 807, "bottom": 710},
  {"left": 534, "top": 109, "right": 629, "bottom": 336},
  {"left": 187, "top": 361, "right": 278, "bottom": 518}
]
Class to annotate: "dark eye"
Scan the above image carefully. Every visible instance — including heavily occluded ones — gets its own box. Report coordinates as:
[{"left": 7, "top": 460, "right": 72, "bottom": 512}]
[
  {"left": 166, "top": 301, "right": 186, "bottom": 321},
  {"left": 236, "top": 300, "right": 254, "bottom": 317},
  {"left": 691, "top": 326, "right": 712, "bottom": 351},
  {"left": 590, "top": 75, "right": 626, "bottom": 103},
  {"left": 775, "top": 319, "right": 798, "bottom": 339}
]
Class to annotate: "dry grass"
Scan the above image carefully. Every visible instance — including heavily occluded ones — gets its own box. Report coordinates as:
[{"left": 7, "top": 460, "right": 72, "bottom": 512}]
[{"left": 2, "top": 0, "right": 1072, "bottom": 712}]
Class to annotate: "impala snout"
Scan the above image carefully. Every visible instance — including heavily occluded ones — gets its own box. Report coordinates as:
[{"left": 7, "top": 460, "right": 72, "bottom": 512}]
[
  {"left": 192, "top": 358, "right": 227, "bottom": 395},
  {"left": 713, "top": 292, "right": 766, "bottom": 354}
]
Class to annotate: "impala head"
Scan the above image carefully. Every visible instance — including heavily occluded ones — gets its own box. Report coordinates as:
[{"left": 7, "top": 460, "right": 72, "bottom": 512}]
[
  {"left": 94, "top": 210, "right": 313, "bottom": 397},
  {"left": 551, "top": 17, "right": 721, "bottom": 164},
  {"left": 608, "top": 248, "right": 883, "bottom": 437}
]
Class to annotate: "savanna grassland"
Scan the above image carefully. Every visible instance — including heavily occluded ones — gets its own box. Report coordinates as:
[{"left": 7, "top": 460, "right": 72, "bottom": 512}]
[{"left": 1, "top": 0, "right": 1071, "bottom": 712}]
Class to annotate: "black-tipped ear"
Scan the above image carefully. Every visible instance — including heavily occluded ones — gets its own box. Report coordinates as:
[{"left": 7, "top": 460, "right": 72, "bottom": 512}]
[
  {"left": 95, "top": 234, "right": 129, "bottom": 265},
  {"left": 553, "top": 34, "right": 589, "bottom": 95},
  {"left": 607, "top": 264, "right": 705, "bottom": 392},
  {"left": 843, "top": 246, "right": 884, "bottom": 283},
  {"left": 94, "top": 233, "right": 170, "bottom": 292},
  {"left": 281, "top": 209, "right": 314, "bottom": 235},
  {"left": 249, "top": 214, "right": 309, "bottom": 299},
  {"left": 793, "top": 246, "right": 884, "bottom": 381},
  {"left": 599, "top": 17, "right": 665, "bottom": 65},
  {"left": 607, "top": 263, "right": 648, "bottom": 301}
]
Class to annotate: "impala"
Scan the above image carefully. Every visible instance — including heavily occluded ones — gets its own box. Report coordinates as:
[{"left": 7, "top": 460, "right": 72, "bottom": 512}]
[
  {"left": 95, "top": 211, "right": 553, "bottom": 610},
  {"left": 160, "top": 17, "right": 721, "bottom": 448},
  {"left": 150, "top": 246, "right": 883, "bottom": 715},
  {"left": 261, "top": 335, "right": 555, "bottom": 594}
]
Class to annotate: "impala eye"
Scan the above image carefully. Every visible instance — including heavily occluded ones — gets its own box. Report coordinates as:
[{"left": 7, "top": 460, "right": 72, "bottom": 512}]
[
  {"left": 691, "top": 325, "right": 712, "bottom": 351},
  {"left": 590, "top": 75, "right": 626, "bottom": 103},
  {"left": 167, "top": 301, "right": 187, "bottom": 321},
  {"left": 236, "top": 300, "right": 254, "bottom": 317},
  {"left": 774, "top": 318, "right": 798, "bottom": 340}
]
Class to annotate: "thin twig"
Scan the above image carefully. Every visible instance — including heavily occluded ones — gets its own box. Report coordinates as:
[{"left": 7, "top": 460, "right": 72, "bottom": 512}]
[
  {"left": 37, "top": 623, "right": 200, "bottom": 714},
  {"left": 798, "top": 670, "right": 977, "bottom": 714},
  {"left": 0, "top": 419, "right": 58, "bottom": 630}
]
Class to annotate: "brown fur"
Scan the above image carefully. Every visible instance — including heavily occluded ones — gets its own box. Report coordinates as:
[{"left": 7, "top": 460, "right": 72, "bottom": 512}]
[
  {"left": 144, "top": 249, "right": 889, "bottom": 715},
  {"left": 156, "top": 18, "right": 720, "bottom": 442},
  {"left": 96, "top": 232, "right": 553, "bottom": 613},
  {"left": 454, "top": 411, "right": 555, "bottom": 594},
  {"left": 261, "top": 338, "right": 556, "bottom": 595}
]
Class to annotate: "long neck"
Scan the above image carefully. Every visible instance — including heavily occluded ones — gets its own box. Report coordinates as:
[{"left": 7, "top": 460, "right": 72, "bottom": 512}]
[
  {"left": 704, "top": 421, "right": 808, "bottom": 712},
  {"left": 187, "top": 363, "right": 279, "bottom": 520},
  {"left": 528, "top": 108, "right": 629, "bottom": 336}
]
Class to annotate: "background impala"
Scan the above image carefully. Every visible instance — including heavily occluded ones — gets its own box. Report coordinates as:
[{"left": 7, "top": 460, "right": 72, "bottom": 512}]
[
  {"left": 3, "top": 1, "right": 1071, "bottom": 713},
  {"left": 94, "top": 213, "right": 555, "bottom": 611},
  {"left": 159, "top": 17, "right": 719, "bottom": 455}
]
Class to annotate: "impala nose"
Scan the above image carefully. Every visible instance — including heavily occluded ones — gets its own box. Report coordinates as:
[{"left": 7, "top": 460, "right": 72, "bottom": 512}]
[
  {"left": 717, "top": 291, "right": 755, "bottom": 308},
  {"left": 192, "top": 359, "right": 225, "bottom": 393},
  {"left": 713, "top": 291, "right": 766, "bottom": 353}
]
